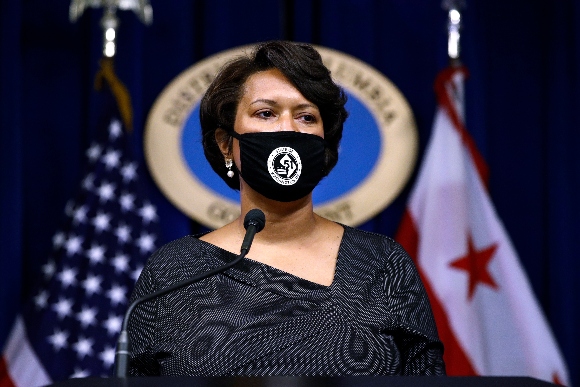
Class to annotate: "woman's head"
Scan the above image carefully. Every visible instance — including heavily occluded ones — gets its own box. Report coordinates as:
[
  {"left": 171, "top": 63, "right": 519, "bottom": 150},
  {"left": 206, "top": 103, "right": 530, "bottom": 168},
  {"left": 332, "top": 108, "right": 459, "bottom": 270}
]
[{"left": 200, "top": 40, "right": 348, "bottom": 190}]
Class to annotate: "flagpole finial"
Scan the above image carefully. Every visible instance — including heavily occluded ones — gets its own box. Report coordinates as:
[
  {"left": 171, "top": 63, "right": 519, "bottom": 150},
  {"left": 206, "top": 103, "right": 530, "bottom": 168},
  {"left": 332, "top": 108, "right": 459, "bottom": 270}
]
[
  {"left": 442, "top": 0, "right": 465, "bottom": 64},
  {"left": 69, "top": 0, "right": 153, "bottom": 58}
]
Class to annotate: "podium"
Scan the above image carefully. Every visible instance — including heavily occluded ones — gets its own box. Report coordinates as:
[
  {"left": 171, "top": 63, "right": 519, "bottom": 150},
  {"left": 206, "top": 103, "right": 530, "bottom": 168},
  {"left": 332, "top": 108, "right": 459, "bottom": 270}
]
[{"left": 46, "top": 376, "right": 559, "bottom": 387}]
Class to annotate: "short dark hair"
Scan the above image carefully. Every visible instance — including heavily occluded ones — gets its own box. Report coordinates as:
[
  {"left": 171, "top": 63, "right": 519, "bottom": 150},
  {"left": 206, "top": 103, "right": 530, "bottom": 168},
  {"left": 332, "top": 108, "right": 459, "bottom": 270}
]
[{"left": 200, "top": 40, "right": 348, "bottom": 190}]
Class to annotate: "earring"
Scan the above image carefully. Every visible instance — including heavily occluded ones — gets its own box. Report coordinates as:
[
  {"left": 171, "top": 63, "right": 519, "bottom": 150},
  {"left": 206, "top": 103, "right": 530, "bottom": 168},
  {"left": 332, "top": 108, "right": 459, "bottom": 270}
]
[{"left": 225, "top": 158, "right": 234, "bottom": 178}]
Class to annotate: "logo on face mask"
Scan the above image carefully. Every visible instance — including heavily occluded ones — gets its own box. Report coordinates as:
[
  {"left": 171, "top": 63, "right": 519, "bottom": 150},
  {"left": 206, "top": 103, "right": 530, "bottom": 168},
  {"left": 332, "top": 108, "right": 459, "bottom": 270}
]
[{"left": 267, "top": 147, "right": 302, "bottom": 185}]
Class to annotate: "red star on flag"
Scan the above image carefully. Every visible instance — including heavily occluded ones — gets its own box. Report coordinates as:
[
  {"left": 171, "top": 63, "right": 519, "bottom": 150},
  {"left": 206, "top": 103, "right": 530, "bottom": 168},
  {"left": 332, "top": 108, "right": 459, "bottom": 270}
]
[{"left": 450, "top": 234, "right": 499, "bottom": 300}]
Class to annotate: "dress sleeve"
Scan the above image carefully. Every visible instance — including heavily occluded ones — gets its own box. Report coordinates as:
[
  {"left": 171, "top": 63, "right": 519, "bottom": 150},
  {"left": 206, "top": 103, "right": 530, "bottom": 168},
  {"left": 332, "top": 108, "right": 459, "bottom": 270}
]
[
  {"left": 382, "top": 239, "right": 446, "bottom": 376},
  {"left": 127, "top": 260, "right": 162, "bottom": 376}
]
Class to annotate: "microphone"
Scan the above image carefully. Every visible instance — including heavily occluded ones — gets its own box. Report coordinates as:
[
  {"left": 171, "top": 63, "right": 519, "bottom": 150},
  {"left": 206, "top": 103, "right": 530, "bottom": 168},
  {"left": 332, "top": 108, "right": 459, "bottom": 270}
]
[
  {"left": 241, "top": 208, "right": 266, "bottom": 253},
  {"left": 114, "top": 209, "right": 266, "bottom": 377}
]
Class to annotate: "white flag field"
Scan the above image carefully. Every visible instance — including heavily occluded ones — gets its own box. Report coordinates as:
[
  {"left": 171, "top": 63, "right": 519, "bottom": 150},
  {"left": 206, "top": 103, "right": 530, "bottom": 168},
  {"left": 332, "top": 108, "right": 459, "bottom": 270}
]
[{"left": 396, "top": 66, "right": 570, "bottom": 385}]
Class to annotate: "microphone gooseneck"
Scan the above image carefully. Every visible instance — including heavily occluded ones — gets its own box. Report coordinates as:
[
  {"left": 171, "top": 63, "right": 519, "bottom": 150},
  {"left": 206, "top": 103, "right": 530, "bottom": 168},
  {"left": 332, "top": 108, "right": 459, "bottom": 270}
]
[{"left": 114, "top": 208, "right": 266, "bottom": 377}]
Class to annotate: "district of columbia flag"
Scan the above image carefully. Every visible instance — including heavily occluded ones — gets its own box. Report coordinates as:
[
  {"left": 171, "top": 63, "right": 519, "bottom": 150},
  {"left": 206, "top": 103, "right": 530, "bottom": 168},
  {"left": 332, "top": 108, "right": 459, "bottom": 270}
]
[
  {"left": 0, "top": 66, "right": 160, "bottom": 386},
  {"left": 396, "top": 65, "right": 570, "bottom": 385}
]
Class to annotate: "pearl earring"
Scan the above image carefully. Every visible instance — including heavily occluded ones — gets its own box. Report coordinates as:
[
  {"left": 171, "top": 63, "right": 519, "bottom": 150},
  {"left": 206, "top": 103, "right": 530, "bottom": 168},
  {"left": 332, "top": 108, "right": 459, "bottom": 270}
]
[{"left": 225, "top": 158, "right": 234, "bottom": 178}]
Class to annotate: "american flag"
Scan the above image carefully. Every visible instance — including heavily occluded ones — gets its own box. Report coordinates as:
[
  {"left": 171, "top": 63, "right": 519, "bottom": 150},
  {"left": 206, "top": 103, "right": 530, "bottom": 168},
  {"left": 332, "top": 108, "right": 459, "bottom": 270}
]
[{"left": 1, "top": 116, "right": 159, "bottom": 386}]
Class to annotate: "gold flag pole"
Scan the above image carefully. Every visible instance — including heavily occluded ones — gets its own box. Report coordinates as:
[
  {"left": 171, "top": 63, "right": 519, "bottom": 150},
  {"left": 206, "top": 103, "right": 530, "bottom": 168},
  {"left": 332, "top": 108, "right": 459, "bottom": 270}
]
[{"left": 69, "top": 0, "right": 153, "bottom": 131}]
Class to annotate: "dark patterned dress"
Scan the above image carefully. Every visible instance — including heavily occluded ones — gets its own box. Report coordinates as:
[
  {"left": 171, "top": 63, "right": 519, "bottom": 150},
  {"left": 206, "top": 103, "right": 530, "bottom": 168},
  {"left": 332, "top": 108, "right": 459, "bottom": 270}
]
[{"left": 127, "top": 225, "right": 445, "bottom": 376}]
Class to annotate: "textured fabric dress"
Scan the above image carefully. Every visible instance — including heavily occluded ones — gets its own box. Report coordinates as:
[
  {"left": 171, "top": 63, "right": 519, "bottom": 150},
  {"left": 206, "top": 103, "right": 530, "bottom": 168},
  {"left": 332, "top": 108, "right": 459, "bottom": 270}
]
[{"left": 127, "top": 225, "right": 445, "bottom": 376}]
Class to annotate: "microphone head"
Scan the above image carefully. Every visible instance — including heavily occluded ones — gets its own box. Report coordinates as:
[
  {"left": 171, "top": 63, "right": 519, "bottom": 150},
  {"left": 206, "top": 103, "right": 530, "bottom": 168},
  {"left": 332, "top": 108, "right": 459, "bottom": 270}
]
[{"left": 243, "top": 209, "right": 266, "bottom": 232}]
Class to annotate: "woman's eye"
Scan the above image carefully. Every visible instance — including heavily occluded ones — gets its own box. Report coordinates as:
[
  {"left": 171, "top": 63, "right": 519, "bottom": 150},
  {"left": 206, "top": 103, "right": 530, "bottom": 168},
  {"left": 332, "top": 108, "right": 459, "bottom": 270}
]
[
  {"left": 256, "top": 110, "right": 273, "bottom": 118},
  {"left": 300, "top": 114, "right": 316, "bottom": 123}
]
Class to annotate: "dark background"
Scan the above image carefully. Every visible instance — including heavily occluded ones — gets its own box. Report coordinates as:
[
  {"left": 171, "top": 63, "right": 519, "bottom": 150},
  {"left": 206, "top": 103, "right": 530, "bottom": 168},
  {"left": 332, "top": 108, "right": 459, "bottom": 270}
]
[{"left": 1, "top": 0, "right": 578, "bottom": 385}]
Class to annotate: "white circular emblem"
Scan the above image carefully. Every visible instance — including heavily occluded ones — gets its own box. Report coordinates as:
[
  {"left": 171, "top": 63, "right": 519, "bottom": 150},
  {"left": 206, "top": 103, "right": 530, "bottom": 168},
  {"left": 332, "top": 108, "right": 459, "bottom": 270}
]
[{"left": 267, "top": 147, "right": 302, "bottom": 185}]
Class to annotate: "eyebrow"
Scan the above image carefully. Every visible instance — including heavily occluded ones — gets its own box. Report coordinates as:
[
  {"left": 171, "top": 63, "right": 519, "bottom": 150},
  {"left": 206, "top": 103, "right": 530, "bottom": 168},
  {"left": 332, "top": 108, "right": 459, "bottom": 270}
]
[
  {"left": 250, "top": 99, "right": 277, "bottom": 106},
  {"left": 249, "top": 99, "right": 318, "bottom": 110}
]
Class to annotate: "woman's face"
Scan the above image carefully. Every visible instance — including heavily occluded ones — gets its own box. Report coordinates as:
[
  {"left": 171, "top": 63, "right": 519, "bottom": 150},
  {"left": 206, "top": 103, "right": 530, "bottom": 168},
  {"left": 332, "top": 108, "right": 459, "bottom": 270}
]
[
  {"left": 233, "top": 68, "right": 324, "bottom": 138},
  {"left": 214, "top": 68, "right": 325, "bottom": 196}
]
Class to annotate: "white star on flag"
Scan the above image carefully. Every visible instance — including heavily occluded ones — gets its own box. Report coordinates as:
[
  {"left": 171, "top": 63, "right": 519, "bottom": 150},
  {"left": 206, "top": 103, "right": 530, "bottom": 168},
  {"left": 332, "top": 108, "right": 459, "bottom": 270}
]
[
  {"left": 103, "top": 314, "right": 122, "bottom": 336},
  {"left": 102, "top": 149, "right": 121, "bottom": 170},
  {"left": 82, "top": 274, "right": 102, "bottom": 296},
  {"left": 119, "top": 193, "right": 135, "bottom": 212},
  {"left": 52, "top": 232, "right": 66, "bottom": 248},
  {"left": 109, "top": 119, "right": 122, "bottom": 139},
  {"left": 136, "top": 232, "right": 156, "bottom": 254},
  {"left": 92, "top": 211, "right": 111, "bottom": 232},
  {"left": 42, "top": 261, "right": 56, "bottom": 280},
  {"left": 86, "top": 144, "right": 102, "bottom": 162},
  {"left": 73, "top": 206, "right": 89, "bottom": 225},
  {"left": 99, "top": 346, "right": 116, "bottom": 368},
  {"left": 138, "top": 203, "right": 157, "bottom": 223},
  {"left": 34, "top": 290, "right": 49, "bottom": 309},
  {"left": 82, "top": 174, "right": 95, "bottom": 191},
  {"left": 96, "top": 181, "right": 116, "bottom": 202},
  {"left": 57, "top": 267, "right": 78, "bottom": 288},
  {"left": 106, "top": 284, "right": 127, "bottom": 306},
  {"left": 73, "top": 337, "right": 94, "bottom": 359},
  {"left": 115, "top": 223, "right": 132, "bottom": 243},
  {"left": 111, "top": 253, "right": 130, "bottom": 273},
  {"left": 47, "top": 329, "right": 69, "bottom": 352},
  {"left": 76, "top": 307, "right": 98, "bottom": 328},
  {"left": 120, "top": 162, "right": 137, "bottom": 182},
  {"left": 86, "top": 244, "right": 106, "bottom": 265},
  {"left": 65, "top": 235, "right": 84, "bottom": 257},
  {"left": 52, "top": 298, "right": 74, "bottom": 320}
]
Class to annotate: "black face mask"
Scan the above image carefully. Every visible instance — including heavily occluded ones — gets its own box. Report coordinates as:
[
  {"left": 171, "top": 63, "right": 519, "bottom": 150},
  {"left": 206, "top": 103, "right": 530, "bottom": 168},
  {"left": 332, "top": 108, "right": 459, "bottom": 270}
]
[{"left": 229, "top": 131, "right": 327, "bottom": 202}]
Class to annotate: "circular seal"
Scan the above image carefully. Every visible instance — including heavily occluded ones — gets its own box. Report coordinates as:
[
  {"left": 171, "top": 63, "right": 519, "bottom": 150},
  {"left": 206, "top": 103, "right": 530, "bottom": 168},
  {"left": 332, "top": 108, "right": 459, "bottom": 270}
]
[
  {"left": 145, "top": 44, "right": 418, "bottom": 229},
  {"left": 268, "top": 147, "right": 302, "bottom": 186}
]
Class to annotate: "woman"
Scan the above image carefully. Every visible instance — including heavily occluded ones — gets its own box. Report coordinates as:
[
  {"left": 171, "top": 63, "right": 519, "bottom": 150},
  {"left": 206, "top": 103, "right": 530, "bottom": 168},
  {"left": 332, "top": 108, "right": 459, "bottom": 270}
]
[{"left": 128, "top": 40, "right": 445, "bottom": 376}]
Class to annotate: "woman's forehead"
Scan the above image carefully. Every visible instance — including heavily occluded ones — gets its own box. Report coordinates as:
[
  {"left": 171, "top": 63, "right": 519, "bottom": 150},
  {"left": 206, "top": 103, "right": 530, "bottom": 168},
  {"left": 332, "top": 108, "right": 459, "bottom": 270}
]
[{"left": 240, "top": 69, "right": 313, "bottom": 106}]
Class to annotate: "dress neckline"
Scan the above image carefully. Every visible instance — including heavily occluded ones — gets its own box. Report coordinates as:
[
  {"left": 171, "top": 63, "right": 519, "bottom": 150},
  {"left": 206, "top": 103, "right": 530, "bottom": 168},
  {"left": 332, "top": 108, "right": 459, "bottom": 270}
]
[{"left": 192, "top": 224, "right": 348, "bottom": 299}]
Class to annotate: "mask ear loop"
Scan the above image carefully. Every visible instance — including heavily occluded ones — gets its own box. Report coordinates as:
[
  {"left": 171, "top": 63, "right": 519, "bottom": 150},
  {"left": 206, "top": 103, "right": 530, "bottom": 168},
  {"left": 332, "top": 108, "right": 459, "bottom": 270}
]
[{"left": 227, "top": 129, "right": 241, "bottom": 140}]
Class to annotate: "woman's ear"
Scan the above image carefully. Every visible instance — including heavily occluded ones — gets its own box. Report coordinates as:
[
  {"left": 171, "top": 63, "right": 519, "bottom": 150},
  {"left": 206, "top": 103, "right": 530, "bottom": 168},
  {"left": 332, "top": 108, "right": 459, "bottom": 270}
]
[{"left": 215, "top": 128, "right": 233, "bottom": 157}]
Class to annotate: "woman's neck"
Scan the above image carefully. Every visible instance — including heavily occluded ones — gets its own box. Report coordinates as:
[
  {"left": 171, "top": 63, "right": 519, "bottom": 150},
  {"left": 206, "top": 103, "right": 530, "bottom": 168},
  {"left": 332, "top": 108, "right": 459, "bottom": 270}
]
[{"left": 238, "top": 192, "right": 319, "bottom": 245}]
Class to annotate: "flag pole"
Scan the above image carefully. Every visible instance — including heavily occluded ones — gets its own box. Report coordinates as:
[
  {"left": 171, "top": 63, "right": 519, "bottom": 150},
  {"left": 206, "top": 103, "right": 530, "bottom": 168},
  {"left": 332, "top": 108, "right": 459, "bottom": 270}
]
[
  {"left": 69, "top": 1, "right": 153, "bottom": 131},
  {"left": 69, "top": 0, "right": 153, "bottom": 59},
  {"left": 442, "top": 0, "right": 465, "bottom": 66}
]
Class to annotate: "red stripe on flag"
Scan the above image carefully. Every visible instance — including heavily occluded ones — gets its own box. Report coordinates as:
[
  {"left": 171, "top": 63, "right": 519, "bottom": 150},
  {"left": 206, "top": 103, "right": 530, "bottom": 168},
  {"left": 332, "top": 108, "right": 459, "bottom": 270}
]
[
  {"left": 0, "top": 357, "right": 17, "bottom": 387},
  {"left": 552, "top": 373, "right": 565, "bottom": 386},
  {"left": 396, "top": 210, "right": 478, "bottom": 376},
  {"left": 434, "top": 66, "right": 489, "bottom": 186}
]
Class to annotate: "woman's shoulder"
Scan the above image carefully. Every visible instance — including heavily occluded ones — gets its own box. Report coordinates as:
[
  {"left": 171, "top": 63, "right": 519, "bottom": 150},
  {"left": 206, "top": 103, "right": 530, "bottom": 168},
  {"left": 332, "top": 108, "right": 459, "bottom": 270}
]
[
  {"left": 339, "top": 224, "right": 417, "bottom": 274},
  {"left": 135, "top": 233, "right": 227, "bottom": 290},
  {"left": 341, "top": 224, "right": 402, "bottom": 253},
  {"left": 144, "top": 234, "right": 209, "bottom": 268},
  {"left": 152, "top": 233, "right": 205, "bottom": 254}
]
